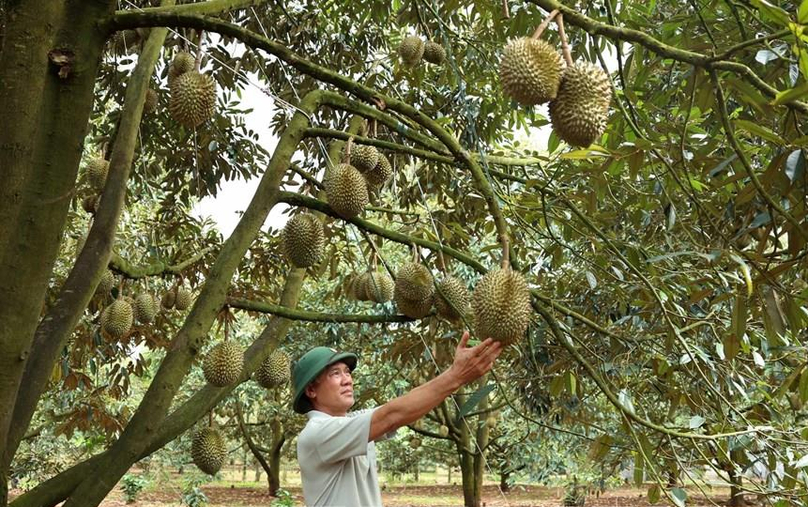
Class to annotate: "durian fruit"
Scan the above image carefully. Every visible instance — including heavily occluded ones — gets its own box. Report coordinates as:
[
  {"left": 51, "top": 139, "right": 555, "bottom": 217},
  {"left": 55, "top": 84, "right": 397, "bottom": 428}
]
[
  {"left": 363, "top": 271, "right": 395, "bottom": 303},
  {"left": 486, "top": 415, "right": 498, "bottom": 428},
  {"left": 169, "top": 71, "right": 216, "bottom": 128},
  {"left": 353, "top": 273, "right": 371, "bottom": 301},
  {"left": 409, "top": 437, "right": 422, "bottom": 449},
  {"left": 423, "top": 41, "right": 446, "bottom": 65},
  {"left": 472, "top": 268, "right": 532, "bottom": 345},
  {"left": 161, "top": 288, "right": 176, "bottom": 309},
  {"left": 191, "top": 427, "right": 227, "bottom": 475},
  {"left": 394, "top": 263, "right": 434, "bottom": 302},
  {"left": 435, "top": 275, "right": 470, "bottom": 322},
  {"left": 324, "top": 163, "right": 369, "bottom": 219},
  {"left": 134, "top": 293, "right": 158, "bottom": 324},
  {"left": 363, "top": 152, "right": 393, "bottom": 190},
  {"left": 395, "top": 293, "right": 434, "bottom": 319},
  {"left": 174, "top": 286, "right": 193, "bottom": 310},
  {"left": 101, "top": 298, "right": 134, "bottom": 338},
  {"left": 499, "top": 37, "right": 563, "bottom": 106},
  {"left": 255, "top": 350, "right": 291, "bottom": 388},
  {"left": 282, "top": 213, "right": 325, "bottom": 268},
  {"left": 350, "top": 145, "right": 379, "bottom": 173},
  {"left": 399, "top": 35, "right": 425, "bottom": 66},
  {"left": 203, "top": 341, "right": 244, "bottom": 387},
  {"left": 168, "top": 51, "right": 195, "bottom": 85},
  {"left": 143, "top": 88, "right": 158, "bottom": 114},
  {"left": 82, "top": 194, "right": 100, "bottom": 214},
  {"left": 86, "top": 158, "right": 109, "bottom": 191},
  {"left": 548, "top": 62, "right": 611, "bottom": 147},
  {"left": 438, "top": 425, "right": 449, "bottom": 437},
  {"left": 96, "top": 270, "right": 115, "bottom": 296}
]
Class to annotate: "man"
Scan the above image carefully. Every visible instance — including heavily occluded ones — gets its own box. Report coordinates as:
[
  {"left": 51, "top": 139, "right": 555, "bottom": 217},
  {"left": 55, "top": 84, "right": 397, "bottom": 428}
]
[{"left": 292, "top": 331, "right": 502, "bottom": 507}]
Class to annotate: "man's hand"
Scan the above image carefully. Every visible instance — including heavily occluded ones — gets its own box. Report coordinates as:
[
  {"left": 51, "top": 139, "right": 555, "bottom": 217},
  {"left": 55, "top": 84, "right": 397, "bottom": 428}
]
[{"left": 447, "top": 332, "right": 503, "bottom": 386}]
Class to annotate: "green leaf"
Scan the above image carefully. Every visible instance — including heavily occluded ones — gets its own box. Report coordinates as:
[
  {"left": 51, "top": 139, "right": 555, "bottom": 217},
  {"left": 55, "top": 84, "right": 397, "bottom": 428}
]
[
  {"left": 799, "top": 369, "right": 808, "bottom": 404},
  {"left": 565, "top": 371, "right": 577, "bottom": 396},
  {"left": 633, "top": 452, "right": 644, "bottom": 486},
  {"left": 549, "top": 374, "right": 566, "bottom": 397},
  {"left": 455, "top": 384, "right": 496, "bottom": 422},
  {"left": 800, "top": 1, "right": 808, "bottom": 24},
  {"left": 560, "top": 149, "right": 609, "bottom": 160},
  {"left": 647, "top": 484, "right": 661, "bottom": 504},
  {"left": 734, "top": 119, "right": 785, "bottom": 145},
  {"left": 772, "top": 81, "right": 808, "bottom": 105},
  {"left": 751, "top": 0, "right": 792, "bottom": 26},
  {"left": 670, "top": 487, "right": 688, "bottom": 507},
  {"left": 689, "top": 415, "right": 706, "bottom": 428},
  {"left": 588, "top": 435, "right": 613, "bottom": 461}
]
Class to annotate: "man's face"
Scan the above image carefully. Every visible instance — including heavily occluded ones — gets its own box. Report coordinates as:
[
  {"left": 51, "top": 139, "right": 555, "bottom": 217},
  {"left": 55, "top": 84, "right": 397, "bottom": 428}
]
[{"left": 305, "top": 361, "right": 354, "bottom": 416}]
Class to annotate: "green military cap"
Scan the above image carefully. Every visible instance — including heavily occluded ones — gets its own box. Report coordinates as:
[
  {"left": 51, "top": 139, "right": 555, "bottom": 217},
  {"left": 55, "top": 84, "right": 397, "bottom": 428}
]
[{"left": 292, "top": 346, "right": 358, "bottom": 414}]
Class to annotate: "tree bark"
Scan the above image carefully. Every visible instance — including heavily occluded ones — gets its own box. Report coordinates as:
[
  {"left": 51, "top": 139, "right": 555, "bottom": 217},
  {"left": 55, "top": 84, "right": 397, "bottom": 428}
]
[
  {"left": 5, "top": 1, "right": 171, "bottom": 472},
  {"left": 0, "top": 2, "right": 115, "bottom": 504}
]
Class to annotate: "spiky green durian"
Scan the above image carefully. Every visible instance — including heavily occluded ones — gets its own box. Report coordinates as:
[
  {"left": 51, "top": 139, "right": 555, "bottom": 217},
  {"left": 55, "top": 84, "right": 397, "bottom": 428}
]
[
  {"left": 350, "top": 145, "right": 379, "bottom": 173},
  {"left": 143, "top": 88, "right": 158, "bottom": 114},
  {"left": 169, "top": 71, "right": 216, "bottom": 128},
  {"left": 363, "top": 271, "right": 395, "bottom": 303},
  {"left": 423, "top": 41, "right": 446, "bottom": 65},
  {"left": 101, "top": 299, "right": 133, "bottom": 338},
  {"left": 499, "top": 37, "right": 563, "bottom": 105},
  {"left": 96, "top": 270, "right": 115, "bottom": 296},
  {"left": 134, "top": 293, "right": 158, "bottom": 324},
  {"left": 161, "top": 289, "right": 176, "bottom": 309},
  {"left": 399, "top": 35, "right": 425, "bottom": 66},
  {"left": 174, "top": 286, "right": 193, "bottom": 310},
  {"left": 169, "top": 51, "right": 195, "bottom": 82},
  {"left": 255, "top": 350, "right": 291, "bottom": 388},
  {"left": 191, "top": 427, "right": 226, "bottom": 475},
  {"left": 395, "top": 263, "right": 434, "bottom": 302},
  {"left": 363, "top": 152, "right": 393, "bottom": 190},
  {"left": 435, "top": 275, "right": 470, "bottom": 322},
  {"left": 325, "top": 163, "right": 369, "bottom": 219},
  {"left": 395, "top": 292, "right": 434, "bottom": 319},
  {"left": 203, "top": 341, "right": 244, "bottom": 387},
  {"left": 86, "top": 158, "right": 109, "bottom": 191},
  {"left": 282, "top": 213, "right": 325, "bottom": 268},
  {"left": 82, "top": 194, "right": 100, "bottom": 214},
  {"left": 548, "top": 62, "right": 611, "bottom": 147},
  {"left": 472, "top": 268, "right": 531, "bottom": 345}
]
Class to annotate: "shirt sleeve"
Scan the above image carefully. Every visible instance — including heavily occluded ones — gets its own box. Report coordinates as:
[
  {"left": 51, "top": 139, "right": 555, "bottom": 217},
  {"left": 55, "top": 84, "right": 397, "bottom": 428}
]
[{"left": 309, "top": 410, "right": 374, "bottom": 464}]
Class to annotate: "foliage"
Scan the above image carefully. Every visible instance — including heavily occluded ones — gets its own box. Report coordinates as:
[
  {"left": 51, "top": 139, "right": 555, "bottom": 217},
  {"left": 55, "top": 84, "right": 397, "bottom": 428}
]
[
  {"left": 269, "top": 488, "right": 296, "bottom": 507},
  {"left": 120, "top": 473, "right": 148, "bottom": 504},
  {"left": 181, "top": 476, "right": 210, "bottom": 507}
]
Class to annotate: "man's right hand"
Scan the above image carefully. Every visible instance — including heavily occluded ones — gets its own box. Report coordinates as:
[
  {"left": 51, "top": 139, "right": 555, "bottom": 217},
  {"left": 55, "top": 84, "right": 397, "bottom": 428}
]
[{"left": 447, "top": 332, "right": 503, "bottom": 386}]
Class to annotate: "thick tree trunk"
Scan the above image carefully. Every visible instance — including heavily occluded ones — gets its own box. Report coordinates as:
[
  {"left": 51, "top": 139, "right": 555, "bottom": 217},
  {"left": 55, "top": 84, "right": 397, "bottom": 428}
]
[
  {"left": 0, "top": 2, "right": 115, "bottom": 504},
  {"left": 268, "top": 418, "right": 284, "bottom": 496},
  {"left": 499, "top": 471, "right": 510, "bottom": 492}
]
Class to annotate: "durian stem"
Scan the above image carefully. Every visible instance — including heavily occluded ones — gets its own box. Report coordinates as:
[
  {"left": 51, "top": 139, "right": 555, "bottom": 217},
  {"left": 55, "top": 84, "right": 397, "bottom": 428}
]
[
  {"left": 437, "top": 250, "right": 447, "bottom": 273},
  {"left": 556, "top": 14, "right": 573, "bottom": 66},
  {"left": 194, "top": 30, "right": 205, "bottom": 72},
  {"left": 502, "top": 0, "right": 510, "bottom": 19},
  {"left": 532, "top": 8, "right": 559, "bottom": 39},
  {"left": 208, "top": 411, "right": 213, "bottom": 427},
  {"left": 343, "top": 137, "right": 353, "bottom": 163},
  {"left": 500, "top": 236, "right": 510, "bottom": 269}
]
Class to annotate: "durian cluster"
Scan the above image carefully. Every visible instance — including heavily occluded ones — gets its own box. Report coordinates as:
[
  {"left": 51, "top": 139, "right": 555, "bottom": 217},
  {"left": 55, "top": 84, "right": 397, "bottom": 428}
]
[
  {"left": 388, "top": 260, "right": 530, "bottom": 346},
  {"left": 323, "top": 143, "right": 394, "bottom": 221},
  {"left": 161, "top": 285, "right": 193, "bottom": 311},
  {"left": 345, "top": 270, "right": 395, "bottom": 303},
  {"left": 94, "top": 270, "right": 161, "bottom": 339},
  {"left": 499, "top": 34, "right": 610, "bottom": 147},
  {"left": 399, "top": 36, "right": 446, "bottom": 67}
]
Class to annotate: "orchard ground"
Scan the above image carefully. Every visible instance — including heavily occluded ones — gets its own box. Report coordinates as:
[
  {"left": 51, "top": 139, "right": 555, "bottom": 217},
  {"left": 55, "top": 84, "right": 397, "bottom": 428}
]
[{"left": 12, "top": 467, "right": 738, "bottom": 507}]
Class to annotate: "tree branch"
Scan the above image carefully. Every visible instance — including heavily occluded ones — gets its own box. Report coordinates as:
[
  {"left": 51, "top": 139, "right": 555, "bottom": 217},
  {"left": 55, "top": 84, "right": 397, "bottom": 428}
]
[
  {"left": 109, "top": 247, "right": 214, "bottom": 279},
  {"left": 277, "top": 191, "right": 486, "bottom": 273},
  {"left": 227, "top": 297, "right": 413, "bottom": 323},
  {"left": 115, "top": 0, "right": 264, "bottom": 17}
]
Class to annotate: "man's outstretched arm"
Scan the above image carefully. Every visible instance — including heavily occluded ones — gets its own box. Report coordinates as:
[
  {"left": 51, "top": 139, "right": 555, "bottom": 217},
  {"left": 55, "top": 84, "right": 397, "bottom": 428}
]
[{"left": 368, "top": 332, "right": 502, "bottom": 441}]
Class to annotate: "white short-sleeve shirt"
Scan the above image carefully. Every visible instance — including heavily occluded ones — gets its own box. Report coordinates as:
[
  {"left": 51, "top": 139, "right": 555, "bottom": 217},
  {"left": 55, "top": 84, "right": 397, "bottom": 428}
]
[{"left": 297, "top": 408, "right": 389, "bottom": 507}]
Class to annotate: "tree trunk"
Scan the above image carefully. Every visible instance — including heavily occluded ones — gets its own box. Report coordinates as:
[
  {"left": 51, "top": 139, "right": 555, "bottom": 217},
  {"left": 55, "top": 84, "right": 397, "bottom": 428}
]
[
  {"left": 254, "top": 461, "right": 262, "bottom": 483},
  {"left": 242, "top": 445, "right": 248, "bottom": 482},
  {"left": 499, "top": 470, "right": 510, "bottom": 493},
  {"left": 268, "top": 417, "right": 284, "bottom": 496},
  {"left": 727, "top": 450, "right": 745, "bottom": 507}
]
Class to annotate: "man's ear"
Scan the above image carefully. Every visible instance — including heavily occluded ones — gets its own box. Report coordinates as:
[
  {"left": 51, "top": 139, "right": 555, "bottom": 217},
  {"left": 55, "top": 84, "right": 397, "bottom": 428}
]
[{"left": 305, "top": 383, "right": 317, "bottom": 400}]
